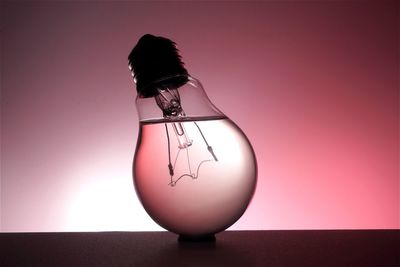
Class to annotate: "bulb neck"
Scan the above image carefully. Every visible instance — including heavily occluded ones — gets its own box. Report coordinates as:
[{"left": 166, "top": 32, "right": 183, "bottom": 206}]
[
  {"left": 137, "top": 74, "right": 189, "bottom": 99},
  {"left": 135, "top": 76, "right": 225, "bottom": 122},
  {"left": 153, "top": 76, "right": 186, "bottom": 118}
]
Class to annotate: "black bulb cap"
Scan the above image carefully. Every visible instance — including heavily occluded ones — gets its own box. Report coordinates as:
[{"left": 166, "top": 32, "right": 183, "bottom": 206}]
[{"left": 128, "top": 34, "right": 189, "bottom": 97}]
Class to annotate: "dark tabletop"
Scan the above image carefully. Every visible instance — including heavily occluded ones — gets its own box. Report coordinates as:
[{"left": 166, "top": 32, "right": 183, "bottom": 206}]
[{"left": 1, "top": 230, "right": 399, "bottom": 267}]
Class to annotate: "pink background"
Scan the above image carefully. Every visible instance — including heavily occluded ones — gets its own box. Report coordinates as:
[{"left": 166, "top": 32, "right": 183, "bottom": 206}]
[{"left": 1, "top": 1, "right": 398, "bottom": 231}]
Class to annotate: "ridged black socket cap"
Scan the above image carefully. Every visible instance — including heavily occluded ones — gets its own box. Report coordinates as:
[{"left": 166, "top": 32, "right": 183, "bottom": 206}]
[{"left": 128, "top": 34, "right": 189, "bottom": 97}]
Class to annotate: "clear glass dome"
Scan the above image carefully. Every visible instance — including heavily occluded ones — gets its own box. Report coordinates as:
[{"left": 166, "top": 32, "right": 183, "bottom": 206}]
[{"left": 133, "top": 75, "right": 257, "bottom": 238}]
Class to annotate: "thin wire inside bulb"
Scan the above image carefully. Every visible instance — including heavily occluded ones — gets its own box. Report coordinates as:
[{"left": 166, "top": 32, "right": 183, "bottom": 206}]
[
  {"left": 155, "top": 87, "right": 218, "bottom": 186},
  {"left": 165, "top": 122, "right": 217, "bottom": 186}
]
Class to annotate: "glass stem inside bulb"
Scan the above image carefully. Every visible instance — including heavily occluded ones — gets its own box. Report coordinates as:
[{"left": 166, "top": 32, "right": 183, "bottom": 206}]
[
  {"left": 155, "top": 87, "right": 219, "bottom": 186},
  {"left": 172, "top": 122, "right": 192, "bottom": 149}
]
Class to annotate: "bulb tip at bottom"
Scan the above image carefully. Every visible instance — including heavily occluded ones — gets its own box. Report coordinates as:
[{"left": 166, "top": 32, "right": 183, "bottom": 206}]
[{"left": 178, "top": 234, "right": 216, "bottom": 243}]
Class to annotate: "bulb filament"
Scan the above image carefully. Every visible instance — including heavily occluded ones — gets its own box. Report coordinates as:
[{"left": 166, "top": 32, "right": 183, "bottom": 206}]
[
  {"left": 157, "top": 87, "right": 218, "bottom": 186},
  {"left": 165, "top": 122, "right": 217, "bottom": 187}
]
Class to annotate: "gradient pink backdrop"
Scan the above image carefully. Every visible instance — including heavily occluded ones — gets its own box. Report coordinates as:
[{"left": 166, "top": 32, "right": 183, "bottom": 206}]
[{"left": 1, "top": 1, "right": 398, "bottom": 232}]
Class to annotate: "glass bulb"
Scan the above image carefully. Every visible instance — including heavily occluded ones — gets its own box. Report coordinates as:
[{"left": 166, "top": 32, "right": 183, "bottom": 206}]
[{"left": 128, "top": 35, "right": 257, "bottom": 239}]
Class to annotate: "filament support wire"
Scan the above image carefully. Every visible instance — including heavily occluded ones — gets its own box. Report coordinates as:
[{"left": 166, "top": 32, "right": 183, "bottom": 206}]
[{"left": 165, "top": 121, "right": 218, "bottom": 186}]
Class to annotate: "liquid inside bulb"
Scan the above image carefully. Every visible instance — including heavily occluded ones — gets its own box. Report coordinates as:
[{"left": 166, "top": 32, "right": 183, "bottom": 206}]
[{"left": 133, "top": 116, "right": 257, "bottom": 236}]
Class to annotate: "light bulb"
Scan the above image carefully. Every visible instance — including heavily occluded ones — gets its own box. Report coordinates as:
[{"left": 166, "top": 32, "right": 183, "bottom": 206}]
[{"left": 128, "top": 34, "right": 257, "bottom": 240}]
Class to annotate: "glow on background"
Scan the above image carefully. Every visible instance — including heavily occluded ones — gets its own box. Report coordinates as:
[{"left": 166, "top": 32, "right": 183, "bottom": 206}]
[{"left": 1, "top": 1, "right": 398, "bottom": 231}]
